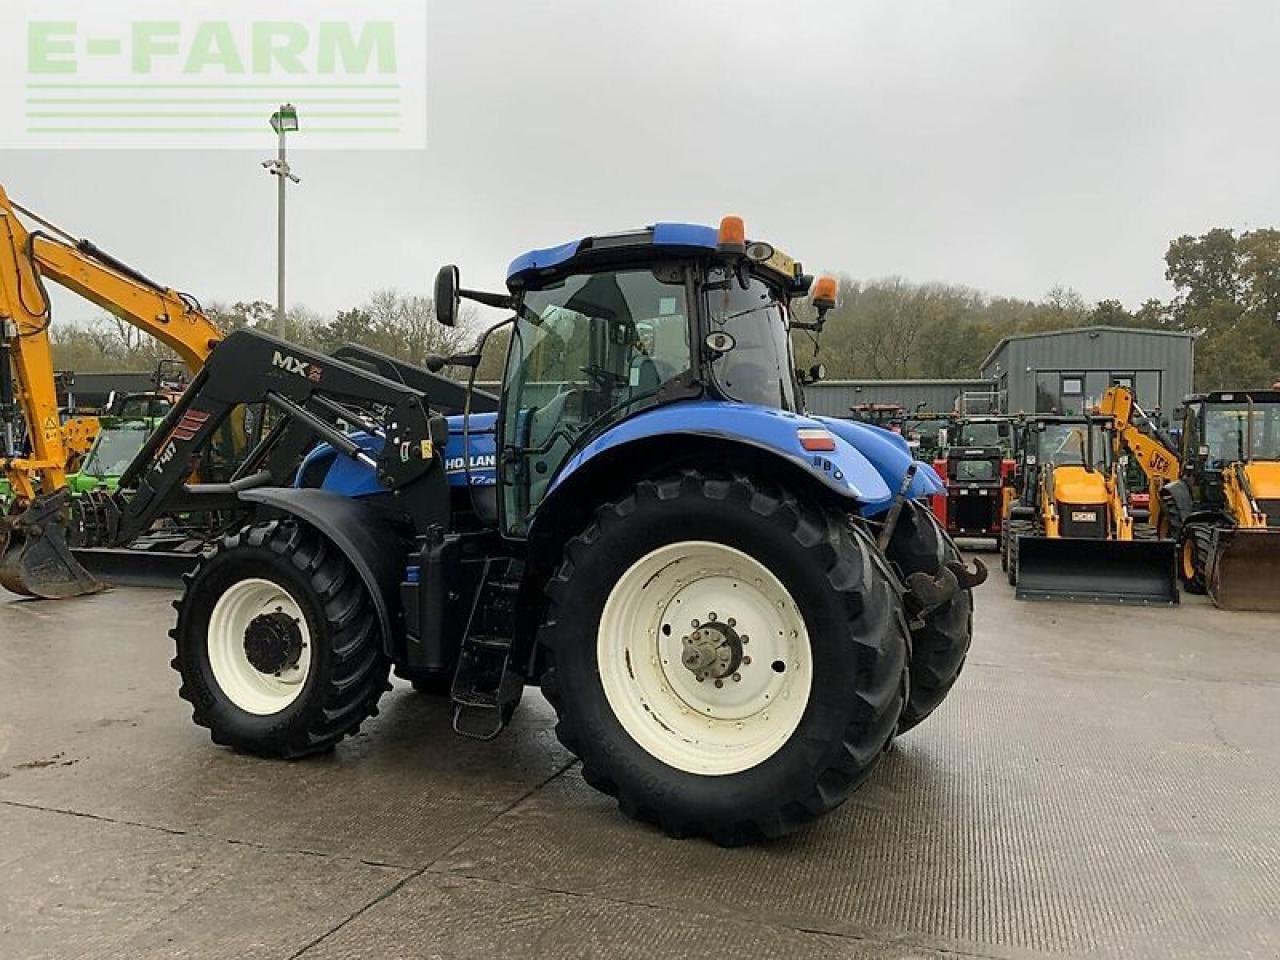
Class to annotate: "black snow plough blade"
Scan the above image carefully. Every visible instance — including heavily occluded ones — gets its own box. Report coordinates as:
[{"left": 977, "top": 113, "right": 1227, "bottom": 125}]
[
  {"left": 1207, "top": 527, "right": 1280, "bottom": 612},
  {"left": 1015, "top": 535, "right": 1178, "bottom": 605},
  {"left": 0, "top": 492, "right": 104, "bottom": 600}
]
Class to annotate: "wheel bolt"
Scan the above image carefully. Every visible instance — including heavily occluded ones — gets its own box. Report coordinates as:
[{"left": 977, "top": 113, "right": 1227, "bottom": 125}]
[
  {"left": 727, "top": 618, "right": 736, "bottom": 627},
  {"left": 691, "top": 619, "right": 700, "bottom": 628},
  {"left": 714, "top": 679, "right": 723, "bottom": 688},
  {"left": 742, "top": 656, "right": 751, "bottom": 665},
  {"left": 741, "top": 636, "right": 749, "bottom": 644},
  {"left": 708, "top": 612, "right": 717, "bottom": 621},
  {"left": 732, "top": 673, "right": 741, "bottom": 682}
]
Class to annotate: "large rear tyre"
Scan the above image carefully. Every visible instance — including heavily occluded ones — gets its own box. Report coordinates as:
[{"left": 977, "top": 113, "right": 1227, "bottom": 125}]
[
  {"left": 885, "top": 501, "right": 974, "bottom": 734},
  {"left": 172, "top": 521, "right": 390, "bottom": 758},
  {"left": 538, "top": 471, "right": 909, "bottom": 846}
]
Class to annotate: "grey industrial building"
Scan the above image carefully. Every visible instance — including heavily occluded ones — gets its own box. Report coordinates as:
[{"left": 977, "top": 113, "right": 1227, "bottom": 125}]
[{"left": 979, "top": 325, "right": 1195, "bottom": 421}]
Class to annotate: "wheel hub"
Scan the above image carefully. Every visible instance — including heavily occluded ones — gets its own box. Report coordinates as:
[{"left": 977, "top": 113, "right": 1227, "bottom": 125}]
[
  {"left": 680, "top": 617, "right": 747, "bottom": 683},
  {"left": 243, "top": 611, "right": 305, "bottom": 676}
]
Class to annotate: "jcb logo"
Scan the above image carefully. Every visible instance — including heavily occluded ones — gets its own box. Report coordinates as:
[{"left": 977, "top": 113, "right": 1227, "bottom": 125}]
[
  {"left": 1151, "top": 452, "right": 1170, "bottom": 472},
  {"left": 272, "top": 351, "right": 322, "bottom": 382}
]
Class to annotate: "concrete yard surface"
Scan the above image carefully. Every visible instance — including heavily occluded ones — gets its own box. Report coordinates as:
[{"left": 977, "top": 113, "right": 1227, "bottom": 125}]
[{"left": 0, "top": 565, "right": 1277, "bottom": 959}]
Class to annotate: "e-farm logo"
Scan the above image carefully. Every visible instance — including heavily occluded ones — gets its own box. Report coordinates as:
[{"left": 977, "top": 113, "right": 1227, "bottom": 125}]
[{"left": 1, "top": 0, "right": 426, "bottom": 149}]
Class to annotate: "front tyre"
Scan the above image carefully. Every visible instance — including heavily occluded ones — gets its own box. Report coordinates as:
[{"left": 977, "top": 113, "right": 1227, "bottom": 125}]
[
  {"left": 172, "top": 522, "right": 390, "bottom": 758},
  {"left": 885, "top": 501, "right": 974, "bottom": 734},
  {"left": 1178, "top": 521, "right": 1215, "bottom": 595},
  {"left": 538, "top": 471, "right": 908, "bottom": 846}
]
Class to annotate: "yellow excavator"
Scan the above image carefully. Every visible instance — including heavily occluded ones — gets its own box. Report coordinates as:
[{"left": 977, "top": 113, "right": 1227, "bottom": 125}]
[
  {"left": 0, "top": 184, "right": 223, "bottom": 597},
  {"left": 1002, "top": 413, "right": 1178, "bottom": 604},
  {"left": 1100, "top": 384, "right": 1280, "bottom": 611}
]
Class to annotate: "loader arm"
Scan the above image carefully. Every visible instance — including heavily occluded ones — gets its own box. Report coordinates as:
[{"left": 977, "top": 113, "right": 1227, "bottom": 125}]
[
  {"left": 0, "top": 184, "right": 222, "bottom": 501},
  {"left": 1098, "top": 385, "right": 1181, "bottom": 535}
]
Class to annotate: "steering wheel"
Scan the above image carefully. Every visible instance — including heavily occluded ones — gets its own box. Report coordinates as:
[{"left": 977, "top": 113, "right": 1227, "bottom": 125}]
[{"left": 580, "top": 364, "right": 628, "bottom": 391}]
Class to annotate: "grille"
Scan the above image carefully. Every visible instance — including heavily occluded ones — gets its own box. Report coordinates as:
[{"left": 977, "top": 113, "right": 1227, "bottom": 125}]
[
  {"left": 1259, "top": 499, "right": 1280, "bottom": 528},
  {"left": 1059, "top": 506, "right": 1106, "bottom": 539}
]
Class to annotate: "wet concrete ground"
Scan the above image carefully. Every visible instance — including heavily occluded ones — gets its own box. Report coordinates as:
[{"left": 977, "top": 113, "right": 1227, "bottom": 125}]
[{"left": 1, "top": 563, "right": 1277, "bottom": 959}]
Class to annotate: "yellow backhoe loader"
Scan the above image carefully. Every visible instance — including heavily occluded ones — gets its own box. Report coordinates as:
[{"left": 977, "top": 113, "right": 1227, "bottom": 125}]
[
  {"left": 0, "top": 184, "right": 223, "bottom": 597},
  {"left": 1100, "top": 385, "right": 1280, "bottom": 612},
  {"left": 1002, "top": 414, "right": 1178, "bottom": 604}
]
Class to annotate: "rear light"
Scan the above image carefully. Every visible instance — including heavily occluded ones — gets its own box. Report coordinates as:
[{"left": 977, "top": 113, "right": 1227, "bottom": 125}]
[{"left": 797, "top": 428, "right": 836, "bottom": 452}]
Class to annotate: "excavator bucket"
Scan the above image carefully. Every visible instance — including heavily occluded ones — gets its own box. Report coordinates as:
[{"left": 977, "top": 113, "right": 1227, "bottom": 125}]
[
  {"left": 0, "top": 492, "right": 103, "bottom": 600},
  {"left": 1207, "top": 527, "right": 1280, "bottom": 612},
  {"left": 1015, "top": 535, "right": 1179, "bottom": 605}
]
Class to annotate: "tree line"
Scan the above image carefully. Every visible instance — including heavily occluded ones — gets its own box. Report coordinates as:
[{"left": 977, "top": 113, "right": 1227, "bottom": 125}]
[{"left": 51, "top": 228, "right": 1279, "bottom": 391}]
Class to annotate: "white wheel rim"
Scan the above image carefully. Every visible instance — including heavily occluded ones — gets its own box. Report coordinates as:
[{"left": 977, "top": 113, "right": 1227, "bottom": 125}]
[
  {"left": 597, "top": 541, "right": 812, "bottom": 776},
  {"left": 207, "top": 578, "right": 312, "bottom": 716}
]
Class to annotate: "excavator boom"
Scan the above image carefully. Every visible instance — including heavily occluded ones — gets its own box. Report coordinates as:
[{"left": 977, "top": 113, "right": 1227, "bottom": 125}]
[{"left": 0, "top": 184, "right": 223, "bottom": 597}]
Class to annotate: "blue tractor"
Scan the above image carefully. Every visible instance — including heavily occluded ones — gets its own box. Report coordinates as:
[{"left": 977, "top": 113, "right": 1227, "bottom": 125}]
[{"left": 163, "top": 217, "right": 983, "bottom": 845}]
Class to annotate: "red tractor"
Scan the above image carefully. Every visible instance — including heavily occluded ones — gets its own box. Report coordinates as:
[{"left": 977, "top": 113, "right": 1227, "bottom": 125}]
[{"left": 930, "top": 415, "right": 1017, "bottom": 543}]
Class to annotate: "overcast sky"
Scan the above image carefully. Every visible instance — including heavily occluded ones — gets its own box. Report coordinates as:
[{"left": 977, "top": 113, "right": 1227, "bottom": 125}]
[{"left": 7, "top": 0, "right": 1279, "bottom": 327}]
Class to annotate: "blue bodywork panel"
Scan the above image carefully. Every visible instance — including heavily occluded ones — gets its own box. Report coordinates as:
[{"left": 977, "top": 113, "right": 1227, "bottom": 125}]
[
  {"left": 507, "top": 222, "right": 719, "bottom": 283},
  {"left": 548, "top": 401, "right": 940, "bottom": 515},
  {"left": 297, "top": 415, "right": 498, "bottom": 496},
  {"left": 816, "top": 416, "right": 944, "bottom": 506},
  {"left": 298, "top": 405, "right": 938, "bottom": 517},
  {"left": 442, "top": 413, "right": 498, "bottom": 487}
]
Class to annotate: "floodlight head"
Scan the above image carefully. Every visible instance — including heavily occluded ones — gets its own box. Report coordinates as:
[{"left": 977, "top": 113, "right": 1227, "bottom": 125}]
[{"left": 270, "top": 103, "right": 300, "bottom": 134}]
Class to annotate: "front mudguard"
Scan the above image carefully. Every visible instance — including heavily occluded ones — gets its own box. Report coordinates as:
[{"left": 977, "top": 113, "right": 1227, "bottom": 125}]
[
  {"left": 816, "top": 417, "right": 945, "bottom": 513},
  {"left": 238, "top": 488, "right": 405, "bottom": 657}
]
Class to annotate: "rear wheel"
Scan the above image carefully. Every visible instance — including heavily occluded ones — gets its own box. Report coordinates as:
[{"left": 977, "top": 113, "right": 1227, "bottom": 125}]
[
  {"left": 885, "top": 501, "right": 974, "bottom": 734},
  {"left": 538, "top": 471, "right": 908, "bottom": 845},
  {"left": 172, "top": 521, "right": 390, "bottom": 758}
]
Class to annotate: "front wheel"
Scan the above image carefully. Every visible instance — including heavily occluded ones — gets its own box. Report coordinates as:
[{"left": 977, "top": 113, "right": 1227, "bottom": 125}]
[
  {"left": 885, "top": 501, "right": 974, "bottom": 734},
  {"left": 1178, "top": 521, "right": 1215, "bottom": 595},
  {"left": 538, "top": 471, "right": 909, "bottom": 846},
  {"left": 172, "top": 522, "right": 390, "bottom": 758}
]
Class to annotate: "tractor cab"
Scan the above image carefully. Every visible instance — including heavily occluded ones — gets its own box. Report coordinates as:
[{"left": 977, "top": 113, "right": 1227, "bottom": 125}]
[{"left": 435, "top": 218, "right": 868, "bottom": 537}]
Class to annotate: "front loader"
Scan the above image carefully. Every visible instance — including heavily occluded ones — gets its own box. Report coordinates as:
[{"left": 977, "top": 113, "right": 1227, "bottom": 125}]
[
  {"left": 1002, "top": 414, "right": 1177, "bottom": 604},
  {"left": 5, "top": 213, "right": 986, "bottom": 845}
]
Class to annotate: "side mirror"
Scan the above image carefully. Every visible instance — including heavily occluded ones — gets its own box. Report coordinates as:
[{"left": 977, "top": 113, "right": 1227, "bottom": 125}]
[
  {"left": 808, "top": 363, "right": 826, "bottom": 384},
  {"left": 434, "top": 265, "right": 461, "bottom": 328}
]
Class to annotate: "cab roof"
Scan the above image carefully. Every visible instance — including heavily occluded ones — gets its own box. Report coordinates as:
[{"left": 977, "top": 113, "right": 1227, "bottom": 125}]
[{"left": 507, "top": 222, "right": 717, "bottom": 285}]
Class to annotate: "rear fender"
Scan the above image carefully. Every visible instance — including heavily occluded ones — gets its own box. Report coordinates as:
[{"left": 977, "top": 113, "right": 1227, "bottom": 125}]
[
  {"left": 547, "top": 401, "right": 895, "bottom": 510},
  {"left": 238, "top": 488, "right": 405, "bottom": 657}
]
